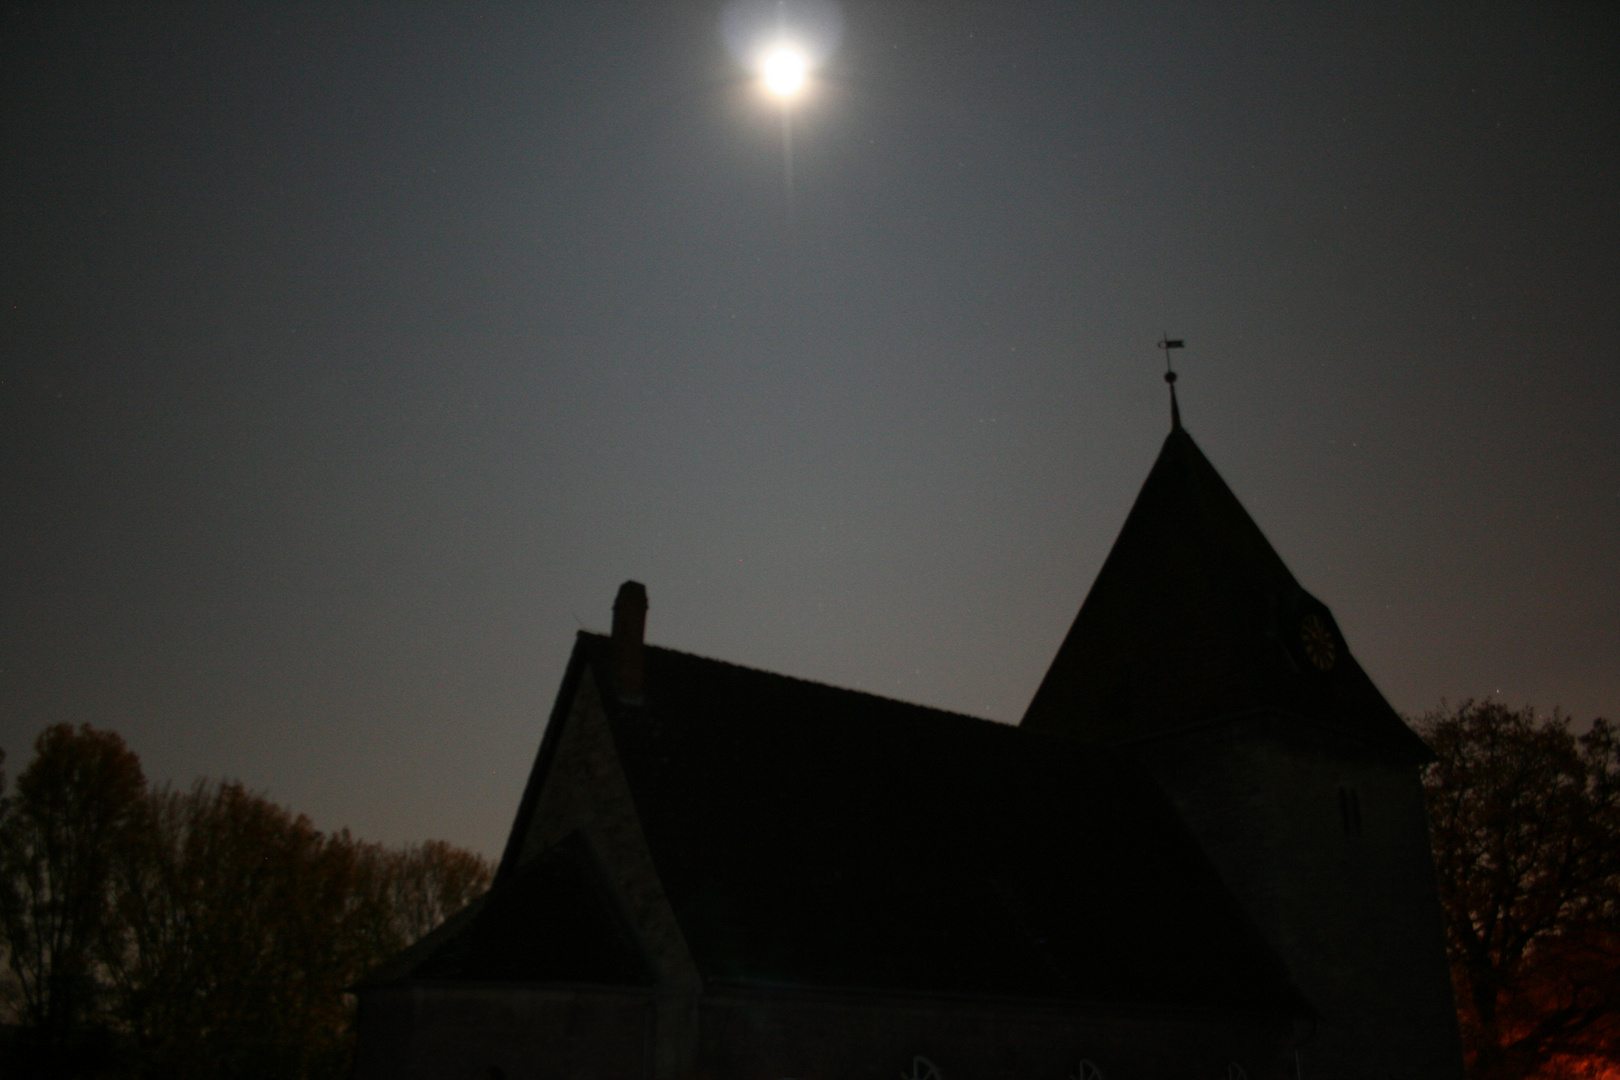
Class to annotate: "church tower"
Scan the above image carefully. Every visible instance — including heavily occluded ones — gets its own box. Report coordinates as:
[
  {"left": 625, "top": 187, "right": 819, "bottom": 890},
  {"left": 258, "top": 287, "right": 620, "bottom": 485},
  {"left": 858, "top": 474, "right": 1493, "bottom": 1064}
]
[{"left": 1022, "top": 417, "right": 1463, "bottom": 1080}]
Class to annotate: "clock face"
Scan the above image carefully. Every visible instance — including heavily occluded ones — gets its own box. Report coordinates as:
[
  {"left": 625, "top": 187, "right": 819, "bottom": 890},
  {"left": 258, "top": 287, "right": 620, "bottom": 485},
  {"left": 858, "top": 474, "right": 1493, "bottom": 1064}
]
[{"left": 1300, "top": 614, "right": 1337, "bottom": 671}]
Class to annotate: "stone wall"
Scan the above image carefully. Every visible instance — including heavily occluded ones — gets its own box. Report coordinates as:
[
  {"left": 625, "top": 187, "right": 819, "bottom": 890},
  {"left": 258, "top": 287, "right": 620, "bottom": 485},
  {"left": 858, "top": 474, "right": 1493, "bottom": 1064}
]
[
  {"left": 696, "top": 986, "right": 1294, "bottom": 1080},
  {"left": 1137, "top": 713, "right": 1463, "bottom": 1080},
  {"left": 355, "top": 981, "right": 1295, "bottom": 1080},
  {"left": 354, "top": 984, "right": 652, "bottom": 1080}
]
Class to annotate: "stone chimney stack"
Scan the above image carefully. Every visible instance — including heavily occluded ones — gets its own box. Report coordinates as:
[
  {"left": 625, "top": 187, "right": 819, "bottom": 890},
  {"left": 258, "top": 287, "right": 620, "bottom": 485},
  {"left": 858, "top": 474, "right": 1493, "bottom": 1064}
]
[{"left": 610, "top": 580, "right": 648, "bottom": 701}]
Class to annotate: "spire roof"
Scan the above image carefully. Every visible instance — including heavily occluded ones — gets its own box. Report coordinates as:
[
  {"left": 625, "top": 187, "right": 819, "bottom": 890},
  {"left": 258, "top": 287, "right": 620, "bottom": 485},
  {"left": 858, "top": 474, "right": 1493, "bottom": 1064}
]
[{"left": 1021, "top": 425, "right": 1430, "bottom": 762}]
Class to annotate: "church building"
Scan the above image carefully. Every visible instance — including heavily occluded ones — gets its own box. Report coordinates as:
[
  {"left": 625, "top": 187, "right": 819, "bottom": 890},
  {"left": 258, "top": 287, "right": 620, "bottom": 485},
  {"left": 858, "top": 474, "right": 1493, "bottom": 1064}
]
[{"left": 353, "top": 409, "right": 1463, "bottom": 1080}]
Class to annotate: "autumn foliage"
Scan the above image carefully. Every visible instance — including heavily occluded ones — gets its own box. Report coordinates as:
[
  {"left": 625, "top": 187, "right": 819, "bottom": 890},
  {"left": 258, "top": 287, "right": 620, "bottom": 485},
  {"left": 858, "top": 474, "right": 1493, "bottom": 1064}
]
[
  {"left": 1418, "top": 702, "right": 1620, "bottom": 1080},
  {"left": 0, "top": 724, "right": 491, "bottom": 1079}
]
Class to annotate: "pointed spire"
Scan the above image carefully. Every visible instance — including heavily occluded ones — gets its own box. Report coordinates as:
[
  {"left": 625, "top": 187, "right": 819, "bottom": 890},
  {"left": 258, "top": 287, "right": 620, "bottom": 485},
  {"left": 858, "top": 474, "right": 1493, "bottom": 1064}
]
[{"left": 1021, "top": 424, "right": 1431, "bottom": 762}]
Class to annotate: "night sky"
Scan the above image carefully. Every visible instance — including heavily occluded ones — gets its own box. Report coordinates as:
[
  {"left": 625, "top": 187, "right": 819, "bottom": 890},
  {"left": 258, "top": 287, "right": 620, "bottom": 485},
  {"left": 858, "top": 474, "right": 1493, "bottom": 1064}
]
[{"left": 4, "top": 3, "right": 1616, "bottom": 857}]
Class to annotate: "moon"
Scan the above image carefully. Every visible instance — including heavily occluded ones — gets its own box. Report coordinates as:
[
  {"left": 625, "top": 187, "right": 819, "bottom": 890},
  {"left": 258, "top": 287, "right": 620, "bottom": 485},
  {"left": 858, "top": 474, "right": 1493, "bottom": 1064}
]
[{"left": 760, "top": 44, "right": 809, "bottom": 100}]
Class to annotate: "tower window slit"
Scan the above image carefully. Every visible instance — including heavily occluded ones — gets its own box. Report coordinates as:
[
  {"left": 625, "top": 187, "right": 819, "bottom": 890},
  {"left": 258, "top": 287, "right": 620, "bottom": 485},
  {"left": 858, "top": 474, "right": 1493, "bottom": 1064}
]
[{"left": 1338, "top": 785, "right": 1362, "bottom": 836}]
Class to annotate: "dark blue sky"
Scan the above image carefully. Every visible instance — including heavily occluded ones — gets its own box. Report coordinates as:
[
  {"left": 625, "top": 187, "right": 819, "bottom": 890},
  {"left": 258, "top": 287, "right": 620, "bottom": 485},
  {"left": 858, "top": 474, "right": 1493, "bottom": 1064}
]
[{"left": 4, "top": 2, "right": 1616, "bottom": 855}]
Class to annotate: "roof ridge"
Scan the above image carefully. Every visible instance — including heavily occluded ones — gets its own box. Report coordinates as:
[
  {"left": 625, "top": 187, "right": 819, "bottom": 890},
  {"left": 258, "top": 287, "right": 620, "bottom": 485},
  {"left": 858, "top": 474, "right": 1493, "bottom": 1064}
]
[{"left": 579, "top": 630, "right": 999, "bottom": 727}]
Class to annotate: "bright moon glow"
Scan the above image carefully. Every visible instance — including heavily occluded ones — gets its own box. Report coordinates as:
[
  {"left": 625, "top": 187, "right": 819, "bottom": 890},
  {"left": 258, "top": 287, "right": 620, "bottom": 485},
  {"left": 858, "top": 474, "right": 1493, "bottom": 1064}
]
[{"left": 760, "top": 45, "right": 809, "bottom": 99}]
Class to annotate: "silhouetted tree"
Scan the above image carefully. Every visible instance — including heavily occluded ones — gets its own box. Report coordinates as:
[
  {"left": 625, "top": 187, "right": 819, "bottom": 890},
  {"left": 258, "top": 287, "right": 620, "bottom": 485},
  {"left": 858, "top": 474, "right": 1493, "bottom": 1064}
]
[
  {"left": 0, "top": 725, "right": 492, "bottom": 1079},
  {"left": 0, "top": 724, "right": 146, "bottom": 1075},
  {"left": 380, "top": 838, "right": 493, "bottom": 946},
  {"left": 1418, "top": 702, "right": 1620, "bottom": 1080},
  {"left": 108, "top": 779, "right": 493, "bottom": 1079},
  {"left": 109, "top": 781, "right": 364, "bottom": 1077},
  {"left": 107, "top": 780, "right": 489, "bottom": 1075}
]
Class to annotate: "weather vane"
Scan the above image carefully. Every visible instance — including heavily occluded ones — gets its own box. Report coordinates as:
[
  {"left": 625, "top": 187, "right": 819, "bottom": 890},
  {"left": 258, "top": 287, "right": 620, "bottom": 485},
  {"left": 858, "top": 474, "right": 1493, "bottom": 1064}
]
[{"left": 1157, "top": 334, "right": 1184, "bottom": 430}]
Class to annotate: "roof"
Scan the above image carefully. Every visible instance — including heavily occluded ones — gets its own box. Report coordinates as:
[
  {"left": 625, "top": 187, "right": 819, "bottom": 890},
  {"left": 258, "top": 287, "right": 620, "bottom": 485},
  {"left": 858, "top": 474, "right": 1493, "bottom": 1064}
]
[
  {"left": 1021, "top": 425, "right": 1432, "bottom": 763},
  {"left": 405, "top": 831, "right": 654, "bottom": 986},
  {"left": 399, "top": 635, "right": 1307, "bottom": 1021}
]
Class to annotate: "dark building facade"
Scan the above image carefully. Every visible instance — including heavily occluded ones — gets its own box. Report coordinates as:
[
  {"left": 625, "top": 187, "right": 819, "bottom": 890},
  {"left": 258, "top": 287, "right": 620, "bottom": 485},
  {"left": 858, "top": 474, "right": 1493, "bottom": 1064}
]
[{"left": 353, "top": 422, "right": 1463, "bottom": 1080}]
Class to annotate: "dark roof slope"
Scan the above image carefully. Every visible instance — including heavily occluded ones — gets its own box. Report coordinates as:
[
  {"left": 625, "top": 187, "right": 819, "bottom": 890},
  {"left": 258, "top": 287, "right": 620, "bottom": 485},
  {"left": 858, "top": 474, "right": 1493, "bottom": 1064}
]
[
  {"left": 410, "top": 834, "right": 654, "bottom": 985},
  {"left": 375, "top": 634, "right": 1306, "bottom": 1020},
  {"left": 1022, "top": 426, "right": 1430, "bottom": 762},
  {"left": 591, "top": 637, "right": 1304, "bottom": 1017}
]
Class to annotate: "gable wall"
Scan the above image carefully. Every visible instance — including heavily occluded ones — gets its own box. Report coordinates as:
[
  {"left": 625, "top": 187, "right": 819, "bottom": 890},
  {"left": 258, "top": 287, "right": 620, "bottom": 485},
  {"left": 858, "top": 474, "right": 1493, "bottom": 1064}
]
[
  {"left": 500, "top": 668, "right": 702, "bottom": 1077},
  {"left": 514, "top": 669, "right": 699, "bottom": 989}
]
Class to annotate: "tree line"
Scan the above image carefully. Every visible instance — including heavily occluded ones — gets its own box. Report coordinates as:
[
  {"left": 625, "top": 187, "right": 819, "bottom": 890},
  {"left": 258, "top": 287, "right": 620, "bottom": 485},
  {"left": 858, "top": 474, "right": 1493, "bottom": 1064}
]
[{"left": 0, "top": 724, "right": 492, "bottom": 1079}]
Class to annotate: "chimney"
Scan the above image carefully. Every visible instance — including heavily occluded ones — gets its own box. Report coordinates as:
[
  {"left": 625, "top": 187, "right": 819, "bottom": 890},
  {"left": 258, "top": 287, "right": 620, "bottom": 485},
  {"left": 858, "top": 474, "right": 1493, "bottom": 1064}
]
[{"left": 610, "top": 580, "right": 648, "bottom": 702}]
